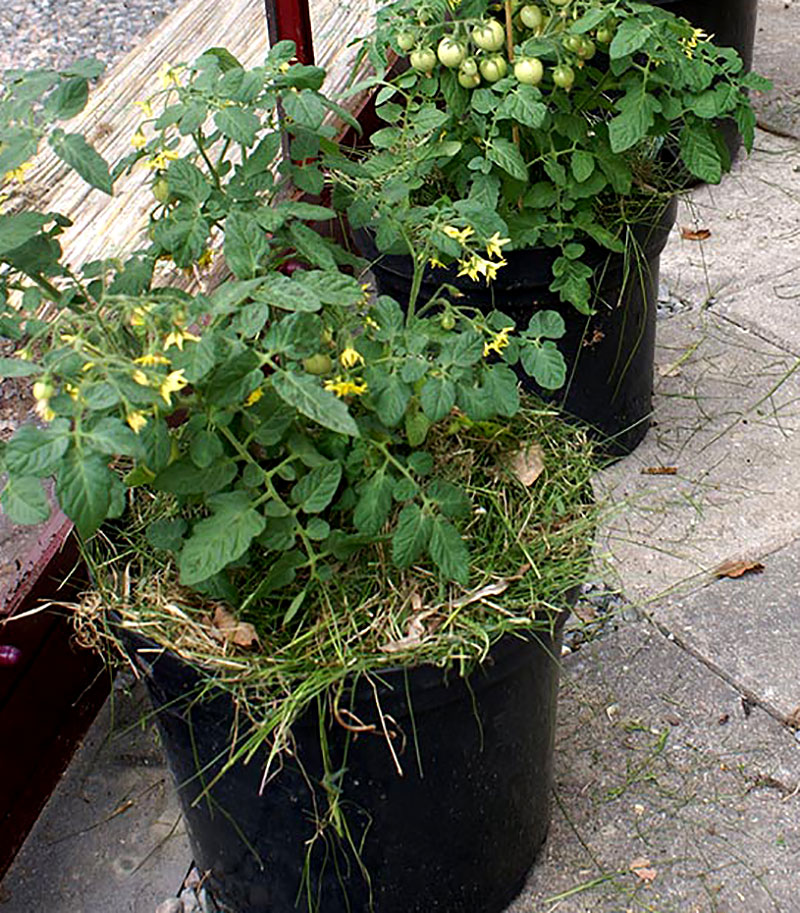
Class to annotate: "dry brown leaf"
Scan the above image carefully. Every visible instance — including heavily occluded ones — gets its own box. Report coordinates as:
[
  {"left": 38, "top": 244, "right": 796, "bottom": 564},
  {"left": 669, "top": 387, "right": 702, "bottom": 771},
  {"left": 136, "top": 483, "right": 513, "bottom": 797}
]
[
  {"left": 212, "top": 605, "right": 259, "bottom": 648},
  {"left": 680, "top": 226, "right": 712, "bottom": 241},
  {"left": 508, "top": 444, "right": 545, "bottom": 487},
  {"left": 713, "top": 559, "right": 765, "bottom": 579},
  {"left": 380, "top": 616, "right": 427, "bottom": 654},
  {"left": 629, "top": 857, "right": 658, "bottom": 883},
  {"left": 785, "top": 705, "right": 800, "bottom": 730},
  {"left": 640, "top": 466, "right": 677, "bottom": 475},
  {"left": 582, "top": 328, "right": 605, "bottom": 348}
]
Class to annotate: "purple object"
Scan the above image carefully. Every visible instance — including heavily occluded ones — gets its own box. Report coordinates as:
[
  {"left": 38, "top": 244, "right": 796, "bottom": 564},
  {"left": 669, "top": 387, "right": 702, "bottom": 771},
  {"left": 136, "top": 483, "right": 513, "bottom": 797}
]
[{"left": 0, "top": 645, "right": 22, "bottom": 666}]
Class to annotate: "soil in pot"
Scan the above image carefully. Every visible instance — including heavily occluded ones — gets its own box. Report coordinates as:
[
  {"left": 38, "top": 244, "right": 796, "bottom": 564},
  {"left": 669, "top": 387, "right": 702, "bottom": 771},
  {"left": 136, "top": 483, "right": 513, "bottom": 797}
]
[
  {"left": 359, "top": 197, "right": 678, "bottom": 457},
  {"left": 122, "top": 616, "right": 569, "bottom": 913}
]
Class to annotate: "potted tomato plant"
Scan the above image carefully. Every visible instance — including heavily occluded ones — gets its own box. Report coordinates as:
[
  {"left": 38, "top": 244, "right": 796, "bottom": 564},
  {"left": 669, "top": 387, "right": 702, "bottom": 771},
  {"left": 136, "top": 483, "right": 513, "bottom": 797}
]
[
  {"left": 0, "top": 48, "right": 598, "bottom": 913},
  {"left": 333, "top": 0, "right": 768, "bottom": 453}
]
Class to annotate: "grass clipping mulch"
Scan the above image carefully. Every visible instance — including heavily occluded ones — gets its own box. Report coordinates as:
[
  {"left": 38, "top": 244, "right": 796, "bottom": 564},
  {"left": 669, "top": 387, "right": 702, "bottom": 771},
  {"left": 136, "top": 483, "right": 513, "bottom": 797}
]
[{"left": 74, "top": 403, "right": 598, "bottom": 746}]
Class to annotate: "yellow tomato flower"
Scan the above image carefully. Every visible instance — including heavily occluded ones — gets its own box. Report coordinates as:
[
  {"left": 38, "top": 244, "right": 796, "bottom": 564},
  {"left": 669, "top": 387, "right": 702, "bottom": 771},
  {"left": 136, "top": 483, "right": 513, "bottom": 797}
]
[
  {"left": 132, "top": 369, "right": 150, "bottom": 386},
  {"left": 680, "top": 27, "right": 712, "bottom": 58},
  {"left": 485, "top": 232, "right": 511, "bottom": 259},
  {"left": 34, "top": 400, "right": 56, "bottom": 422},
  {"left": 65, "top": 383, "right": 80, "bottom": 401},
  {"left": 3, "top": 161, "right": 34, "bottom": 185},
  {"left": 163, "top": 329, "right": 200, "bottom": 351},
  {"left": 130, "top": 304, "right": 154, "bottom": 326},
  {"left": 457, "top": 254, "right": 506, "bottom": 284},
  {"left": 134, "top": 353, "right": 170, "bottom": 366},
  {"left": 364, "top": 315, "right": 380, "bottom": 331},
  {"left": 245, "top": 387, "right": 264, "bottom": 407},
  {"left": 324, "top": 376, "right": 368, "bottom": 398},
  {"left": 126, "top": 411, "right": 149, "bottom": 434},
  {"left": 144, "top": 149, "right": 180, "bottom": 171},
  {"left": 159, "top": 369, "right": 188, "bottom": 405},
  {"left": 429, "top": 256, "right": 446, "bottom": 269},
  {"left": 442, "top": 224, "right": 475, "bottom": 245},
  {"left": 81, "top": 361, "right": 95, "bottom": 372},
  {"left": 339, "top": 347, "right": 364, "bottom": 369},
  {"left": 157, "top": 62, "right": 183, "bottom": 89},
  {"left": 131, "top": 129, "right": 147, "bottom": 150},
  {"left": 134, "top": 99, "right": 154, "bottom": 118},
  {"left": 196, "top": 248, "right": 214, "bottom": 269},
  {"left": 483, "top": 326, "right": 514, "bottom": 358}
]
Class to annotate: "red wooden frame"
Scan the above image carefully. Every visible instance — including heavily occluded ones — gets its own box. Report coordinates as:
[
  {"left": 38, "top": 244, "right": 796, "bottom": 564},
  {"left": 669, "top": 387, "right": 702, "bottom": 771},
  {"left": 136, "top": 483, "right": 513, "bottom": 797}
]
[{"left": 264, "top": 0, "right": 315, "bottom": 65}]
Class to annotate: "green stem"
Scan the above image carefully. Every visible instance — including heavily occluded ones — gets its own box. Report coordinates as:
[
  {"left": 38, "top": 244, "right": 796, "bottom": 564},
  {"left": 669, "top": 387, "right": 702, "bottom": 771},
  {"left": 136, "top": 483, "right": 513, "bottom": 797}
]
[{"left": 194, "top": 129, "right": 222, "bottom": 191}]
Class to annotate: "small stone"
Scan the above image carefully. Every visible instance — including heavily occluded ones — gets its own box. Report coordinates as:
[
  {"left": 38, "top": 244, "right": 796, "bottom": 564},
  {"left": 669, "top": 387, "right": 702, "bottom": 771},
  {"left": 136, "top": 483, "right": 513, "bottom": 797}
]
[
  {"left": 155, "top": 900, "right": 183, "bottom": 913},
  {"left": 179, "top": 888, "right": 199, "bottom": 913}
]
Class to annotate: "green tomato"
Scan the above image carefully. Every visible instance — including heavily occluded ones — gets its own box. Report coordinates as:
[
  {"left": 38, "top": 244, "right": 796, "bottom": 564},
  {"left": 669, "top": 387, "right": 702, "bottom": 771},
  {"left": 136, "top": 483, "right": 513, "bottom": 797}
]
[
  {"left": 437, "top": 37, "right": 467, "bottom": 68},
  {"left": 576, "top": 38, "right": 596, "bottom": 59},
  {"left": 32, "top": 380, "right": 54, "bottom": 401},
  {"left": 440, "top": 311, "right": 456, "bottom": 330},
  {"left": 302, "top": 353, "right": 333, "bottom": 375},
  {"left": 152, "top": 177, "right": 170, "bottom": 203},
  {"left": 471, "top": 19, "right": 505, "bottom": 52},
  {"left": 458, "top": 70, "right": 481, "bottom": 88},
  {"left": 479, "top": 54, "right": 508, "bottom": 83},
  {"left": 514, "top": 57, "right": 544, "bottom": 85},
  {"left": 595, "top": 26, "right": 614, "bottom": 44},
  {"left": 459, "top": 57, "right": 479, "bottom": 77},
  {"left": 549, "top": 0, "right": 571, "bottom": 5},
  {"left": 410, "top": 47, "right": 437, "bottom": 73},
  {"left": 563, "top": 34, "right": 583, "bottom": 53},
  {"left": 519, "top": 4, "right": 544, "bottom": 29},
  {"left": 552, "top": 63, "right": 575, "bottom": 89},
  {"left": 396, "top": 30, "right": 416, "bottom": 51}
]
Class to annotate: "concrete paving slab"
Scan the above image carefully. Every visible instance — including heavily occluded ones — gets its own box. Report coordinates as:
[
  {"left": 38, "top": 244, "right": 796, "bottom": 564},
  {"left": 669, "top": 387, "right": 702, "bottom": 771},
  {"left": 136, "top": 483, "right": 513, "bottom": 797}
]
[
  {"left": 0, "top": 675, "right": 191, "bottom": 913},
  {"left": 648, "top": 535, "right": 800, "bottom": 721},
  {"left": 508, "top": 620, "right": 800, "bottom": 913},
  {"left": 599, "top": 309, "right": 800, "bottom": 603},
  {"left": 658, "top": 130, "right": 800, "bottom": 358},
  {"left": 752, "top": 0, "right": 800, "bottom": 141}
]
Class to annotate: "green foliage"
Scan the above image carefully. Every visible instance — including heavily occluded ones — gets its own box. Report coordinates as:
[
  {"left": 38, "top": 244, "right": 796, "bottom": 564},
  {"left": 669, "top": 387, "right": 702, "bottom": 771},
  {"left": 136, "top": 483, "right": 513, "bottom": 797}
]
[{"left": 335, "top": 0, "right": 766, "bottom": 313}]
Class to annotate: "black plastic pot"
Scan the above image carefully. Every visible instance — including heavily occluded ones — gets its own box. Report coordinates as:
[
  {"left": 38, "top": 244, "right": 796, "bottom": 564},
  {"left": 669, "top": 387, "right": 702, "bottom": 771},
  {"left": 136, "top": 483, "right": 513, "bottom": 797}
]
[
  {"left": 122, "top": 613, "right": 569, "bottom": 913},
  {"left": 358, "top": 197, "right": 677, "bottom": 456},
  {"left": 648, "top": 0, "right": 759, "bottom": 162}
]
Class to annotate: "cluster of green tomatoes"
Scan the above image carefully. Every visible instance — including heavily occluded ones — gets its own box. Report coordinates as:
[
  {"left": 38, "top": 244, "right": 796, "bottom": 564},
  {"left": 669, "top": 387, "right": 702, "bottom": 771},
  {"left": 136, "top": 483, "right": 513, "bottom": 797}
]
[{"left": 395, "top": 0, "right": 617, "bottom": 92}]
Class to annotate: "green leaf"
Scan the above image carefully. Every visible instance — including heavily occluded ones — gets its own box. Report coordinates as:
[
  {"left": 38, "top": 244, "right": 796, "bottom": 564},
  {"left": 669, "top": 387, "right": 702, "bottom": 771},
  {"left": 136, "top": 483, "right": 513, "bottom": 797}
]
[
  {"left": 405, "top": 408, "right": 431, "bottom": 447},
  {"left": 420, "top": 376, "right": 456, "bottom": 422},
  {"left": 375, "top": 374, "right": 411, "bottom": 427},
  {"left": 392, "top": 503, "right": 431, "bottom": 568},
  {"left": 680, "top": 124, "right": 723, "bottom": 184},
  {"left": 428, "top": 517, "right": 469, "bottom": 585},
  {"left": 152, "top": 458, "right": 237, "bottom": 495},
  {"left": 520, "top": 341, "right": 567, "bottom": 390},
  {"left": 179, "top": 500, "right": 266, "bottom": 585},
  {"left": 258, "top": 515, "right": 297, "bottom": 551},
  {"left": 5, "top": 422, "right": 70, "bottom": 476},
  {"left": 85, "top": 417, "right": 143, "bottom": 458},
  {"left": 571, "top": 150, "right": 595, "bottom": 183},
  {"left": 224, "top": 211, "right": 270, "bottom": 279},
  {"left": 427, "top": 479, "right": 471, "bottom": 520},
  {"left": 483, "top": 364, "right": 520, "bottom": 417},
  {"left": 272, "top": 370, "right": 359, "bottom": 436},
  {"left": 0, "top": 213, "right": 49, "bottom": 254},
  {"left": 215, "top": 107, "right": 260, "bottom": 145},
  {"left": 549, "top": 257, "right": 593, "bottom": 314},
  {"left": 498, "top": 86, "right": 547, "bottom": 128},
  {"left": 1, "top": 477, "right": 51, "bottom": 525},
  {"left": 189, "top": 430, "right": 223, "bottom": 468},
  {"left": 166, "top": 159, "right": 211, "bottom": 204},
  {"left": 487, "top": 138, "right": 528, "bottom": 182},
  {"left": 288, "top": 222, "right": 338, "bottom": 271},
  {"left": 570, "top": 8, "right": 607, "bottom": 33},
  {"left": 354, "top": 470, "right": 394, "bottom": 535},
  {"left": 254, "top": 273, "right": 322, "bottom": 312},
  {"left": 202, "top": 47, "right": 244, "bottom": 72},
  {"left": 298, "top": 270, "right": 364, "bottom": 307},
  {"left": 608, "top": 93, "right": 661, "bottom": 153},
  {"left": 526, "top": 310, "right": 566, "bottom": 339},
  {"left": 609, "top": 19, "right": 649, "bottom": 59},
  {"left": 49, "top": 131, "right": 112, "bottom": 194},
  {"left": 0, "top": 356, "right": 42, "bottom": 377},
  {"left": 44, "top": 77, "right": 89, "bottom": 120},
  {"left": 152, "top": 209, "right": 210, "bottom": 267},
  {"left": 282, "top": 89, "right": 326, "bottom": 129},
  {"left": 146, "top": 517, "right": 188, "bottom": 551},
  {"left": 291, "top": 461, "right": 342, "bottom": 513},
  {"left": 56, "top": 449, "right": 114, "bottom": 537}
]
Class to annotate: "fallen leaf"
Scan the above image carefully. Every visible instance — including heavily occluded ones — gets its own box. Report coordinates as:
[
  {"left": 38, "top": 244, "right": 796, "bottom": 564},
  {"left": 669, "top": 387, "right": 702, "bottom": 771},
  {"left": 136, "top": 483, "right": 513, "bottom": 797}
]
[
  {"left": 640, "top": 466, "right": 677, "bottom": 475},
  {"left": 507, "top": 444, "right": 545, "bottom": 487},
  {"left": 785, "top": 705, "right": 800, "bottom": 730},
  {"left": 582, "top": 328, "right": 605, "bottom": 348},
  {"left": 629, "top": 857, "right": 658, "bottom": 883},
  {"left": 680, "top": 226, "right": 712, "bottom": 241},
  {"left": 713, "top": 559, "right": 765, "bottom": 579},
  {"left": 212, "top": 605, "right": 259, "bottom": 648}
]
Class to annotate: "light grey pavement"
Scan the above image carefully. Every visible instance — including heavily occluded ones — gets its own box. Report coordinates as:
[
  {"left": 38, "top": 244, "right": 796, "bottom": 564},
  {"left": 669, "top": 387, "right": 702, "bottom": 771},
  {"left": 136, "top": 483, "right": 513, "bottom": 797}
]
[{"left": 2, "top": 1, "right": 800, "bottom": 912}]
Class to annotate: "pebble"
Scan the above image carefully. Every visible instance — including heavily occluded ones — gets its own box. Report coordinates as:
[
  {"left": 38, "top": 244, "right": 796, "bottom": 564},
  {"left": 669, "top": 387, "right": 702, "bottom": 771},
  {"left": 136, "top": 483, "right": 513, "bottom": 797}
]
[{"left": 155, "top": 899, "right": 183, "bottom": 913}]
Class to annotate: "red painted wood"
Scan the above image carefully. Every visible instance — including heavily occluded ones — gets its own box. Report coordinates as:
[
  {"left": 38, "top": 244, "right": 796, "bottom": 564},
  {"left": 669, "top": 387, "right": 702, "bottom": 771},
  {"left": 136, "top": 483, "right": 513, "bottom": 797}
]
[{"left": 264, "top": 0, "right": 315, "bottom": 65}]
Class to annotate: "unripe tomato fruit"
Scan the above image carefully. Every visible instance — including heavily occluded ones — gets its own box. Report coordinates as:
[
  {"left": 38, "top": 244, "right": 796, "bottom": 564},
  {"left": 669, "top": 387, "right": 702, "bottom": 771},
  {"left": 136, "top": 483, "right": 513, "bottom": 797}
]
[
  {"left": 576, "top": 38, "right": 596, "bottom": 59},
  {"left": 33, "top": 380, "right": 54, "bottom": 401},
  {"left": 514, "top": 56, "right": 544, "bottom": 85},
  {"left": 458, "top": 71, "right": 481, "bottom": 88},
  {"left": 437, "top": 37, "right": 467, "bottom": 68},
  {"left": 596, "top": 26, "right": 614, "bottom": 44},
  {"left": 471, "top": 19, "right": 505, "bottom": 52},
  {"left": 563, "top": 34, "right": 583, "bottom": 53},
  {"left": 152, "top": 177, "right": 170, "bottom": 203},
  {"left": 303, "top": 353, "right": 333, "bottom": 375},
  {"left": 410, "top": 47, "right": 437, "bottom": 73},
  {"left": 479, "top": 54, "right": 508, "bottom": 83},
  {"left": 459, "top": 57, "right": 479, "bottom": 77},
  {"left": 519, "top": 4, "right": 544, "bottom": 29},
  {"left": 549, "top": 0, "right": 571, "bottom": 6},
  {"left": 440, "top": 311, "right": 456, "bottom": 330},
  {"left": 552, "top": 63, "right": 575, "bottom": 89},
  {"left": 396, "top": 30, "right": 416, "bottom": 51}
]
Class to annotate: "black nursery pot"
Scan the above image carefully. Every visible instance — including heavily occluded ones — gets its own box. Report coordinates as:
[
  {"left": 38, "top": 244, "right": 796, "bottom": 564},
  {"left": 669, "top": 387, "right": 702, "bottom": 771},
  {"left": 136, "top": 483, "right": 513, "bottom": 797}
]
[
  {"left": 648, "top": 0, "right": 759, "bottom": 162},
  {"left": 359, "top": 197, "right": 677, "bottom": 456},
  {"left": 122, "top": 614, "right": 569, "bottom": 913}
]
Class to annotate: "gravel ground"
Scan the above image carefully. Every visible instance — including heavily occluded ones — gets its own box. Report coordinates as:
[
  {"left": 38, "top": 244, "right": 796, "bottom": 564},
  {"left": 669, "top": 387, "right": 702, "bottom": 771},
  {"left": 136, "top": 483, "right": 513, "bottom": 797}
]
[{"left": 0, "top": 0, "right": 184, "bottom": 72}]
